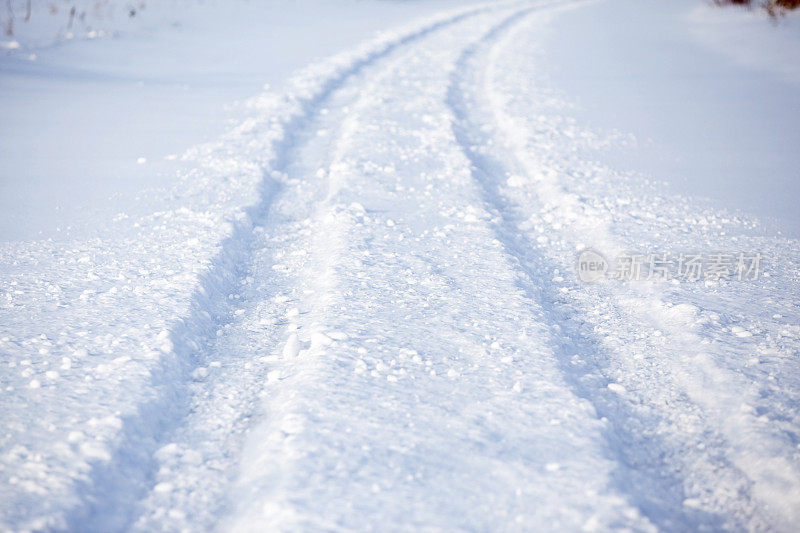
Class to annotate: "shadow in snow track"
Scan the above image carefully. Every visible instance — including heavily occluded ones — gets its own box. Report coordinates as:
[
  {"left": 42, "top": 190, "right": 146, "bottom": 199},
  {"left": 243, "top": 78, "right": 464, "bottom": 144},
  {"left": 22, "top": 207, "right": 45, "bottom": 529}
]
[{"left": 444, "top": 4, "right": 735, "bottom": 531}]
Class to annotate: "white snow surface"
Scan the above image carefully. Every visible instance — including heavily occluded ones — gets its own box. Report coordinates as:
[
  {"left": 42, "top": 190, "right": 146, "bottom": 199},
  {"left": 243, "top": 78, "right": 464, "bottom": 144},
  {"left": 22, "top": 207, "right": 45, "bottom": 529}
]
[
  {"left": 541, "top": 0, "right": 800, "bottom": 237},
  {"left": 2, "top": 0, "right": 800, "bottom": 531},
  {"left": 0, "top": 0, "right": 482, "bottom": 241},
  {"left": 690, "top": 3, "right": 800, "bottom": 87}
]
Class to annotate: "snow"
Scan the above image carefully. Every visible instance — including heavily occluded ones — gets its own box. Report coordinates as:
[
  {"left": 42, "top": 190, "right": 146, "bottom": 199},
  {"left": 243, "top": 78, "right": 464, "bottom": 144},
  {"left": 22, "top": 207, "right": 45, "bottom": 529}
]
[
  {"left": 2, "top": 0, "right": 800, "bottom": 531},
  {"left": 0, "top": 0, "right": 483, "bottom": 241},
  {"left": 541, "top": 0, "right": 800, "bottom": 237},
  {"left": 689, "top": 3, "right": 800, "bottom": 87}
]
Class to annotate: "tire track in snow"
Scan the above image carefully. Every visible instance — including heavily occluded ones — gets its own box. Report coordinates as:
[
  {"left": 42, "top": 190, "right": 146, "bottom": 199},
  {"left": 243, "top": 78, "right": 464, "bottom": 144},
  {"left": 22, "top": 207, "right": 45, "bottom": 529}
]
[
  {"left": 447, "top": 4, "right": 800, "bottom": 530},
  {"left": 129, "top": 9, "right": 476, "bottom": 527},
  {"left": 57, "top": 4, "right": 518, "bottom": 530},
  {"left": 444, "top": 4, "right": 733, "bottom": 530},
  {"left": 216, "top": 3, "right": 656, "bottom": 530}
]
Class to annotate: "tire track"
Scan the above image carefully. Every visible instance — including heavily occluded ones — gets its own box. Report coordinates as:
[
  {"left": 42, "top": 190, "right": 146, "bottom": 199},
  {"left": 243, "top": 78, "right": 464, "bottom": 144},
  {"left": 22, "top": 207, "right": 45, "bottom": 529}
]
[
  {"left": 59, "top": 4, "right": 517, "bottom": 530},
  {"left": 130, "top": 6, "right": 521, "bottom": 529},
  {"left": 444, "top": 3, "right": 758, "bottom": 530}
]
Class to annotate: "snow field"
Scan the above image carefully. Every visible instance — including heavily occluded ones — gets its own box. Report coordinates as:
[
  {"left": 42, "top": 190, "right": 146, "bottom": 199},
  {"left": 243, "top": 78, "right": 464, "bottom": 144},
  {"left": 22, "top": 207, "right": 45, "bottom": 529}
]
[{"left": 1, "top": 0, "right": 799, "bottom": 530}]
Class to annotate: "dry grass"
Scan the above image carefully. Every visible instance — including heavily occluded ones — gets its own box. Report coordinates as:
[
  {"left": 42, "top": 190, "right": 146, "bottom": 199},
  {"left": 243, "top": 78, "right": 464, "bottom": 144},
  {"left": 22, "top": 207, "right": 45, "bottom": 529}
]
[{"left": 714, "top": 0, "right": 800, "bottom": 16}]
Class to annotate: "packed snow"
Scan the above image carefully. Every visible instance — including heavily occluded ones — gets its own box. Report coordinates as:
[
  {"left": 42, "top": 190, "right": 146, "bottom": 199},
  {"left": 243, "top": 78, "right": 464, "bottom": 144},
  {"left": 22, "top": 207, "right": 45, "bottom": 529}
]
[{"left": 1, "top": 0, "right": 799, "bottom": 531}]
